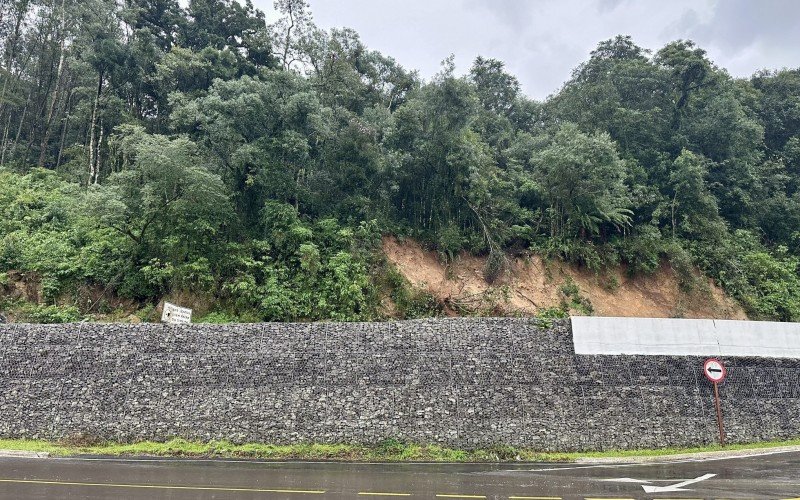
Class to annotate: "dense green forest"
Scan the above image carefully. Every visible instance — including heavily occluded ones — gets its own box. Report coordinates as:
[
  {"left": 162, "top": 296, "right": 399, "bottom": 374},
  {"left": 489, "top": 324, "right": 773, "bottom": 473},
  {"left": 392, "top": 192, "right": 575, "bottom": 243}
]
[{"left": 1, "top": 0, "right": 799, "bottom": 322}]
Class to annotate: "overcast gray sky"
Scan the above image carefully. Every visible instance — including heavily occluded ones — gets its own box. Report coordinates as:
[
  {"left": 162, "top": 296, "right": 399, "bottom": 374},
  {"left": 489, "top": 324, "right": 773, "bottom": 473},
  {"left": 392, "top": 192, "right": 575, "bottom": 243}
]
[{"left": 252, "top": 0, "right": 800, "bottom": 100}]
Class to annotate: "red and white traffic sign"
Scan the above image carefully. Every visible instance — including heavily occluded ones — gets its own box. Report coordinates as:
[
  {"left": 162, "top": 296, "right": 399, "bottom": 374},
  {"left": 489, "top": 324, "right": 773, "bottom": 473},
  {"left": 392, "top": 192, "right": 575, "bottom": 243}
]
[{"left": 703, "top": 358, "right": 727, "bottom": 383}]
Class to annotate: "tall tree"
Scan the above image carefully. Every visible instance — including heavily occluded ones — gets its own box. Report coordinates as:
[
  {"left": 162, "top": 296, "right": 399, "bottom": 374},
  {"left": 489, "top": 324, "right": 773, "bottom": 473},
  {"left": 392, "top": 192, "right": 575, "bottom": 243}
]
[
  {"left": 270, "top": 0, "right": 313, "bottom": 72},
  {"left": 531, "top": 123, "right": 633, "bottom": 239},
  {"left": 470, "top": 56, "right": 519, "bottom": 115},
  {"left": 654, "top": 40, "right": 716, "bottom": 131}
]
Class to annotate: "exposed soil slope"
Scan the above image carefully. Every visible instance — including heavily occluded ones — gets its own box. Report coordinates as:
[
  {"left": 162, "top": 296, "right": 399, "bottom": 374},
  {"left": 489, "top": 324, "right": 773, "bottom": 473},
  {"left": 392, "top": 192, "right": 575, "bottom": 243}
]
[{"left": 383, "top": 236, "right": 747, "bottom": 319}]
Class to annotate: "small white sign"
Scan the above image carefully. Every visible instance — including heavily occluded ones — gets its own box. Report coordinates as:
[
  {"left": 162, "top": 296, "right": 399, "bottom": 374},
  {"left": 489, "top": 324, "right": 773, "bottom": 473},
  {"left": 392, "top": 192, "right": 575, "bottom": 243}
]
[{"left": 161, "top": 302, "right": 192, "bottom": 324}]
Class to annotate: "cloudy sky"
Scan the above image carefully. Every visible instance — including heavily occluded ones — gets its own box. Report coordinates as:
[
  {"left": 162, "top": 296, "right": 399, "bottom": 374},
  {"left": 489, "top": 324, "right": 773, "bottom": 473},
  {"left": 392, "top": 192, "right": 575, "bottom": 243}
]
[{"left": 251, "top": 0, "right": 800, "bottom": 100}]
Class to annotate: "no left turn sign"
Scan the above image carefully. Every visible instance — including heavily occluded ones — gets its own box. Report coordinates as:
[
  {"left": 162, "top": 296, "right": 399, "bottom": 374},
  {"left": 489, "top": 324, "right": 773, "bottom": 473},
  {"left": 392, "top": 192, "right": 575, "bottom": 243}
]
[{"left": 703, "top": 358, "right": 727, "bottom": 383}]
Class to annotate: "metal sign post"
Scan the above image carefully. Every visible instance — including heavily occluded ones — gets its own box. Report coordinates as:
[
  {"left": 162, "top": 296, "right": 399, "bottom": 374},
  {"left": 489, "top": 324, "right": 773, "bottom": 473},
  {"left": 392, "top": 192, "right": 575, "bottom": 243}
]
[{"left": 703, "top": 358, "right": 727, "bottom": 446}]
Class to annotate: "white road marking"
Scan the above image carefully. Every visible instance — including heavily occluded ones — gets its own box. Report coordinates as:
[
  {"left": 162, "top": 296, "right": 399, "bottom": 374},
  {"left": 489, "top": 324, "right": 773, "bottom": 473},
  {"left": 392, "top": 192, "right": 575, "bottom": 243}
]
[
  {"left": 641, "top": 473, "right": 716, "bottom": 493},
  {"left": 601, "top": 478, "right": 698, "bottom": 483}
]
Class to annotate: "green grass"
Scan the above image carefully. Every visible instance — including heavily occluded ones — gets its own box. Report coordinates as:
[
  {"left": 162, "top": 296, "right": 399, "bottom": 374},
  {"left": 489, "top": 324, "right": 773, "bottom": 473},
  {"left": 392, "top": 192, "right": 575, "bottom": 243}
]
[{"left": 2, "top": 437, "right": 800, "bottom": 462}]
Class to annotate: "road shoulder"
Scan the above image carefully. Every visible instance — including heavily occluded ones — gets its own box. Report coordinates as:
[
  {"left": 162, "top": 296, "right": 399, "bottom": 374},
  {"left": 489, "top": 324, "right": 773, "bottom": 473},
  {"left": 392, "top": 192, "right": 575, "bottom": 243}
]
[{"left": 576, "top": 444, "right": 800, "bottom": 464}]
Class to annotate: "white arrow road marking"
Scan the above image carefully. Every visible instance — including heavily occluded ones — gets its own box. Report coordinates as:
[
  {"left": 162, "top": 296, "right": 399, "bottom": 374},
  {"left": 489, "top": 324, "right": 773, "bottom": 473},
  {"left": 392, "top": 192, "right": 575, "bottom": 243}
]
[
  {"left": 601, "top": 478, "right": 652, "bottom": 484},
  {"left": 642, "top": 473, "right": 716, "bottom": 493}
]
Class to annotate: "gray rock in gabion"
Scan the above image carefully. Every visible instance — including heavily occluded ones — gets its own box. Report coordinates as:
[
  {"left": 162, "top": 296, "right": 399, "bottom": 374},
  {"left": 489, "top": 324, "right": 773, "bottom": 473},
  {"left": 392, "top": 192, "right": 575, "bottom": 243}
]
[{"left": 0, "top": 318, "right": 798, "bottom": 451}]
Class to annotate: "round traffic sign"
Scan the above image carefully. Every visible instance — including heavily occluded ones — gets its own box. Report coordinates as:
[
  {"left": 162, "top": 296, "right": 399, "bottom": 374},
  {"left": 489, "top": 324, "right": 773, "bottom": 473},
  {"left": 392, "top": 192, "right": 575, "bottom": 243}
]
[{"left": 703, "top": 358, "right": 727, "bottom": 383}]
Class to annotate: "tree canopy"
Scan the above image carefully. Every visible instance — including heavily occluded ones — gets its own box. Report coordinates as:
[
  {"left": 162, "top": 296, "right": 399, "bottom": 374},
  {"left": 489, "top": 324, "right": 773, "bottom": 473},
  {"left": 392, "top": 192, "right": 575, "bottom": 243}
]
[{"left": 1, "top": 1, "right": 799, "bottom": 321}]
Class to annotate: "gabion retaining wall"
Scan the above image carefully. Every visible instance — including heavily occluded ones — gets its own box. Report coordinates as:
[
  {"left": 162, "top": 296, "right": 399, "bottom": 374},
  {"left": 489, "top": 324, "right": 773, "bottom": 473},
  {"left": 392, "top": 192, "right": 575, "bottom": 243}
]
[{"left": 1, "top": 318, "right": 798, "bottom": 450}]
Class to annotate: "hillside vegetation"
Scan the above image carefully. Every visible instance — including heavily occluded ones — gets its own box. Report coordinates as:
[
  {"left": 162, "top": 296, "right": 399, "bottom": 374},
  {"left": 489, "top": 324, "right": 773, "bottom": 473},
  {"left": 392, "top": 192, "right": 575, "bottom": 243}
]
[{"left": 0, "top": 1, "right": 799, "bottom": 322}]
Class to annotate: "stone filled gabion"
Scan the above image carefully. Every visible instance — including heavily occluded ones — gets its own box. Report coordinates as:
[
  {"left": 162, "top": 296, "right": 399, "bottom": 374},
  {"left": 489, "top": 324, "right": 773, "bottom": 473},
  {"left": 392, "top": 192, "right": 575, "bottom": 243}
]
[{"left": 0, "top": 318, "right": 798, "bottom": 451}]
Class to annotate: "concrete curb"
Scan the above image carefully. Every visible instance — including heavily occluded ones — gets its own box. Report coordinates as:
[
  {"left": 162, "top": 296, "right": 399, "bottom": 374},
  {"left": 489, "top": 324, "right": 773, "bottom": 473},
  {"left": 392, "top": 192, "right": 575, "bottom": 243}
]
[
  {"left": 576, "top": 444, "right": 800, "bottom": 464},
  {"left": 0, "top": 450, "right": 50, "bottom": 458}
]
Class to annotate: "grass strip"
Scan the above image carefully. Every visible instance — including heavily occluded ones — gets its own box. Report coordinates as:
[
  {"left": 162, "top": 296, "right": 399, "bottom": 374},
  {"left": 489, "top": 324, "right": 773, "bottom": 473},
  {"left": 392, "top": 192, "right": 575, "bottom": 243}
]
[{"left": 2, "top": 437, "right": 800, "bottom": 462}]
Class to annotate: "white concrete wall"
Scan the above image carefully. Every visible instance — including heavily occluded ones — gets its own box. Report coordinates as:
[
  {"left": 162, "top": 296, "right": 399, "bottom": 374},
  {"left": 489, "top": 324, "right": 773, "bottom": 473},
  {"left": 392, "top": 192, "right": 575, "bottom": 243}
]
[{"left": 571, "top": 316, "right": 800, "bottom": 358}]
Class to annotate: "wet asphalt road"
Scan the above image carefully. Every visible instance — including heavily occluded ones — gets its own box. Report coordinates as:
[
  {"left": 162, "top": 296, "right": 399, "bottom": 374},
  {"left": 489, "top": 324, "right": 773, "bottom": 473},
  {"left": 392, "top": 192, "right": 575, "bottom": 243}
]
[{"left": 1, "top": 451, "right": 799, "bottom": 499}]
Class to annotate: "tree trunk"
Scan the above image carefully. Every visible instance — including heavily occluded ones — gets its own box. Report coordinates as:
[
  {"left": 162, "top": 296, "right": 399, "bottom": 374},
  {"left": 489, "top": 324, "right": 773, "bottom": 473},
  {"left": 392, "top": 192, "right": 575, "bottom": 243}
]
[
  {"left": 0, "top": 113, "right": 12, "bottom": 166},
  {"left": 671, "top": 191, "right": 678, "bottom": 239},
  {"left": 0, "top": 3, "right": 27, "bottom": 120},
  {"left": 88, "top": 69, "right": 104, "bottom": 184},
  {"left": 93, "top": 116, "right": 104, "bottom": 184},
  {"left": 55, "top": 87, "right": 72, "bottom": 169},
  {"left": 0, "top": 78, "right": 10, "bottom": 129},
  {"left": 37, "top": 0, "right": 68, "bottom": 168},
  {"left": 282, "top": 6, "right": 295, "bottom": 70},
  {"left": 8, "top": 87, "right": 32, "bottom": 163}
]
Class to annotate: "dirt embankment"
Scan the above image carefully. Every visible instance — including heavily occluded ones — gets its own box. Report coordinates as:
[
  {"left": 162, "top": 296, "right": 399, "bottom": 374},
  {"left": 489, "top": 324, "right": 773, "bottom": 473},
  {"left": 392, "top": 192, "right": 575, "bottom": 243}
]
[{"left": 382, "top": 236, "right": 747, "bottom": 319}]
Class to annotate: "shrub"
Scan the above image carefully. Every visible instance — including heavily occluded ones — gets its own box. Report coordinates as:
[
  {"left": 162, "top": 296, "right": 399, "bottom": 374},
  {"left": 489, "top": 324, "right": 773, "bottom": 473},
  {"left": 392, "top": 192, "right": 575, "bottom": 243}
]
[
  {"left": 197, "top": 311, "right": 239, "bottom": 323},
  {"left": 483, "top": 250, "right": 507, "bottom": 284},
  {"left": 617, "top": 225, "right": 665, "bottom": 276},
  {"left": 20, "top": 303, "right": 82, "bottom": 323}
]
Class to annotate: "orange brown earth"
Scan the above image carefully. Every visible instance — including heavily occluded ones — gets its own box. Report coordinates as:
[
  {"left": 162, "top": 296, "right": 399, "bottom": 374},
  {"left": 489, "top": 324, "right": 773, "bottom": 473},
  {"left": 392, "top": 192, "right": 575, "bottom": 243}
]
[{"left": 382, "top": 236, "right": 747, "bottom": 320}]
